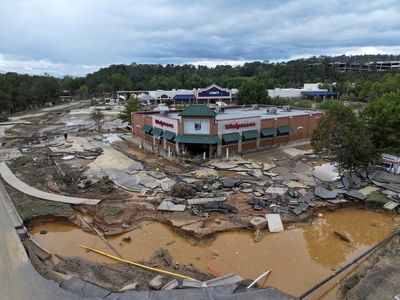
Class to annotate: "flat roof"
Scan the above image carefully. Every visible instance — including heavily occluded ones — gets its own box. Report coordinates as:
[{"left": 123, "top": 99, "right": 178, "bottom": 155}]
[{"left": 156, "top": 106, "right": 321, "bottom": 121}]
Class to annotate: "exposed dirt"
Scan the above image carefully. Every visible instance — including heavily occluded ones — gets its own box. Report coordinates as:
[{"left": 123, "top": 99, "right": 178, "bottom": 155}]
[
  {"left": 112, "top": 140, "right": 187, "bottom": 174},
  {"left": 4, "top": 181, "right": 76, "bottom": 222},
  {"left": 53, "top": 250, "right": 211, "bottom": 291},
  {"left": 9, "top": 147, "right": 132, "bottom": 200}
]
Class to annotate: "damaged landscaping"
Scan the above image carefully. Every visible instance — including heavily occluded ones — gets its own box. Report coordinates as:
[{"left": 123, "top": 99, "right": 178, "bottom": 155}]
[{"left": 1, "top": 101, "right": 399, "bottom": 299}]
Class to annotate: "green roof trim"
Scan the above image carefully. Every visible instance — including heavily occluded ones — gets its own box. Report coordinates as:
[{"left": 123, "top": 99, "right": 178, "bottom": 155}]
[
  {"left": 162, "top": 130, "right": 175, "bottom": 141},
  {"left": 222, "top": 132, "right": 241, "bottom": 143},
  {"left": 179, "top": 104, "right": 216, "bottom": 117},
  {"left": 152, "top": 127, "right": 163, "bottom": 137},
  {"left": 261, "top": 127, "right": 276, "bottom": 137},
  {"left": 242, "top": 130, "right": 259, "bottom": 140},
  {"left": 174, "top": 135, "right": 182, "bottom": 143},
  {"left": 143, "top": 125, "right": 152, "bottom": 134},
  {"left": 277, "top": 125, "right": 291, "bottom": 134},
  {"left": 176, "top": 134, "right": 220, "bottom": 145}
]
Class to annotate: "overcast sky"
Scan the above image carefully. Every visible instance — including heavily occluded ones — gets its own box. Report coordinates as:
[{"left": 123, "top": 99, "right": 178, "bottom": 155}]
[{"left": 1, "top": 0, "right": 400, "bottom": 76}]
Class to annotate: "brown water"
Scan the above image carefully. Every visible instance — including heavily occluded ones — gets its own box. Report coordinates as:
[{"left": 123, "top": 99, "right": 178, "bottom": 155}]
[{"left": 30, "top": 209, "right": 399, "bottom": 297}]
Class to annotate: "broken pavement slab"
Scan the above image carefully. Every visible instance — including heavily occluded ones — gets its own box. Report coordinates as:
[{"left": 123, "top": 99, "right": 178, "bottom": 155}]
[
  {"left": 204, "top": 273, "right": 244, "bottom": 287},
  {"left": 149, "top": 275, "right": 163, "bottom": 290},
  {"left": 265, "top": 186, "right": 288, "bottom": 196},
  {"left": 250, "top": 217, "right": 267, "bottom": 229},
  {"left": 0, "top": 162, "right": 100, "bottom": 205},
  {"left": 221, "top": 177, "right": 240, "bottom": 188},
  {"left": 187, "top": 197, "right": 226, "bottom": 205},
  {"left": 161, "top": 279, "right": 179, "bottom": 290},
  {"left": 210, "top": 162, "right": 238, "bottom": 170},
  {"left": 157, "top": 200, "right": 186, "bottom": 212},
  {"left": 266, "top": 214, "right": 284, "bottom": 232},
  {"left": 383, "top": 201, "right": 399, "bottom": 211},
  {"left": 192, "top": 168, "right": 219, "bottom": 179},
  {"left": 283, "top": 180, "right": 308, "bottom": 189},
  {"left": 344, "top": 189, "right": 367, "bottom": 201},
  {"left": 314, "top": 186, "right": 338, "bottom": 199}
]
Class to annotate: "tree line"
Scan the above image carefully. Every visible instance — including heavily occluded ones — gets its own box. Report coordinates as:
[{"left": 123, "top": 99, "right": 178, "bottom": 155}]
[{"left": 1, "top": 54, "right": 400, "bottom": 114}]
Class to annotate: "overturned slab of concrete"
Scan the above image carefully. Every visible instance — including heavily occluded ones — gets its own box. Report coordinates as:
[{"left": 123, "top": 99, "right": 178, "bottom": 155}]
[
  {"left": 266, "top": 214, "right": 284, "bottom": 233},
  {"left": 187, "top": 197, "right": 226, "bottom": 205},
  {"left": 344, "top": 189, "right": 367, "bottom": 201},
  {"left": 384, "top": 201, "right": 399, "bottom": 211},
  {"left": 265, "top": 186, "right": 288, "bottom": 196},
  {"left": 204, "top": 273, "right": 244, "bottom": 287},
  {"left": 157, "top": 200, "right": 186, "bottom": 212},
  {"left": 314, "top": 186, "right": 338, "bottom": 199}
]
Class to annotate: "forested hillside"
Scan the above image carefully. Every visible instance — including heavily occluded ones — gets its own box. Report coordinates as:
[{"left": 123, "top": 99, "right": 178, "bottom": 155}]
[{"left": 1, "top": 54, "right": 400, "bottom": 114}]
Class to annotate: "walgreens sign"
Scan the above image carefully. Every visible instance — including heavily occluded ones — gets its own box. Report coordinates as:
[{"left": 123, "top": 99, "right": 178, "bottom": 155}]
[
  {"left": 225, "top": 122, "right": 256, "bottom": 130},
  {"left": 155, "top": 119, "right": 174, "bottom": 128}
]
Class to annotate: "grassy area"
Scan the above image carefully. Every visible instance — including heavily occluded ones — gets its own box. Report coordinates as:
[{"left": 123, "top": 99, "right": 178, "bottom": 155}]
[
  {"left": 366, "top": 190, "right": 389, "bottom": 207},
  {"left": 4, "top": 183, "right": 75, "bottom": 221}
]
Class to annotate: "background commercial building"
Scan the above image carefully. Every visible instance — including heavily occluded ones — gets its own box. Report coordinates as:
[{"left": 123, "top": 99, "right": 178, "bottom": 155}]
[
  {"left": 132, "top": 104, "right": 323, "bottom": 158},
  {"left": 267, "top": 83, "right": 338, "bottom": 100}
]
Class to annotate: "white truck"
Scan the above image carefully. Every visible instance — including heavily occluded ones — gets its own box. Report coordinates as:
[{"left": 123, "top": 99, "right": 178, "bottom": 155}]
[{"left": 381, "top": 153, "right": 400, "bottom": 175}]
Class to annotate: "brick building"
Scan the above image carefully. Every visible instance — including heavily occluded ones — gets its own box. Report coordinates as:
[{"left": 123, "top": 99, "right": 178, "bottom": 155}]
[{"left": 132, "top": 104, "right": 324, "bottom": 158}]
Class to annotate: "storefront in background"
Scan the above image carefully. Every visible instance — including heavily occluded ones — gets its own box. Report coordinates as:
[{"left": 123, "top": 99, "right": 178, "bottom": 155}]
[{"left": 132, "top": 104, "right": 324, "bottom": 158}]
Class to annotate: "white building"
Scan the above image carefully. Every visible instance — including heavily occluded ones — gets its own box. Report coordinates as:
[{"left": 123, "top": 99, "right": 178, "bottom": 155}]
[{"left": 267, "top": 83, "right": 328, "bottom": 99}]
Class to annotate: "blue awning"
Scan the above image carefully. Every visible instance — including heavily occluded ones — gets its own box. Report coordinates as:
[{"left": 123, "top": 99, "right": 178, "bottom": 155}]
[
  {"left": 301, "top": 91, "right": 338, "bottom": 96},
  {"left": 173, "top": 94, "right": 195, "bottom": 100}
]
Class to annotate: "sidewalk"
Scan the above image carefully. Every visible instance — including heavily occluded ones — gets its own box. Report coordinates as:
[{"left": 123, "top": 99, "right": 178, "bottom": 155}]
[{"left": 0, "top": 162, "right": 100, "bottom": 206}]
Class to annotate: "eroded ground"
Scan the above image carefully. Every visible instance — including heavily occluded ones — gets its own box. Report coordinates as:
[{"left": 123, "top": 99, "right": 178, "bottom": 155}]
[{"left": 1, "top": 101, "right": 399, "bottom": 297}]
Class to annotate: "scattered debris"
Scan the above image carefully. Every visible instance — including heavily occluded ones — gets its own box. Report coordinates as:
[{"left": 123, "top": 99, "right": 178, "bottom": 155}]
[
  {"left": 157, "top": 200, "right": 186, "bottom": 212},
  {"left": 249, "top": 217, "right": 267, "bottom": 230},
  {"left": 266, "top": 214, "right": 284, "bottom": 232},
  {"left": 314, "top": 186, "right": 338, "bottom": 199},
  {"left": 333, "top": 231, "right": 351, "bottom": 243},
  {"left": 149, "top": 275, "right": 163, "bottom": 290}
]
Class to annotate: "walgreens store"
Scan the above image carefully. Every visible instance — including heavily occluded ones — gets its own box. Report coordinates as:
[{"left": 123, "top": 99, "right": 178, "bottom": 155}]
[{"left": 132, "top": 105, "right": 323, "bottom": 158}]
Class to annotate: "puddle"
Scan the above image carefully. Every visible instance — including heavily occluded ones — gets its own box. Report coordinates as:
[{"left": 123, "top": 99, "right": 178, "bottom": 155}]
[
  {"left": 312, "top": 163, "right": 340, "bottom": 182},
  {"left": 30, "top": 209, "right": 399, "bottom": 297}
]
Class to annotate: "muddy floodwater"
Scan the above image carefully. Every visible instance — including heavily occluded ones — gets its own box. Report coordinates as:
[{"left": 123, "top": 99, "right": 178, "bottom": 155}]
[{"left": 30, "top": 209, "right": 399, "bottom": 297}]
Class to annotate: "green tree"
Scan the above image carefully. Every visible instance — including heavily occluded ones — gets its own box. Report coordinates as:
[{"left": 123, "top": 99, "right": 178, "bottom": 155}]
[
  {"left": 118, "top": 95, "right": 140, "bottom": 123},
  {"left": 79, "top": 85, "right": 89, "bottom": 97},
  {"left": 362, "top": 89, "right": 400, "bottom": 154},
  {"left": 311, "top": 102, "right": 373, "bottom": 174},
  {"left": 91, "top": 109, "right": 105, "bottom": 132},
  {"left": 237, "top": 79, "right": 270, "bottom": 104},
  {"left": 0, "top": 76, "right": 12, "bottom": 113}
]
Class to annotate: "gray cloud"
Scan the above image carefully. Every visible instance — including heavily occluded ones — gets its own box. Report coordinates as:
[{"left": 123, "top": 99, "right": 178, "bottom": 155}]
[{"left": 0, "top": 0, "right": 400, "bottom": 75}]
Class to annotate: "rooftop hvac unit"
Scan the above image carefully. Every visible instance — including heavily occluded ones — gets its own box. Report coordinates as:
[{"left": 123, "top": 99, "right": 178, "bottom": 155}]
[
  {"left": 282, "top": 105, "right": 292, "bottom": 112},
  {"left": 266, "top": 107, "right": 277, "bottom": 115}
]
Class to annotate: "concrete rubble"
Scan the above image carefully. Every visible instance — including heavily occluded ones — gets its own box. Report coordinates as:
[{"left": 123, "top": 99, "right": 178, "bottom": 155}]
[
  {"left": 149, "top": 275, "right": 163, "bottom": 290},
  {"left": 250, "top": 216, "right": 267, "bottom": 229},
  {"left": 157, "top": 200, "right": 186, "bottom": 212},
  {"left": 266, "top": 214, "right": 284, "bottom": 232}
]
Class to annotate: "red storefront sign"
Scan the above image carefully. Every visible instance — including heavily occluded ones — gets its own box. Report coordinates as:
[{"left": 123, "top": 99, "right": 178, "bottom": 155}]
[
  {"left": 155, "top": 119, "right": 174, "bottom": 128},
  {"left": 225, "top": 122, "right": 256, "bottom": 130}
]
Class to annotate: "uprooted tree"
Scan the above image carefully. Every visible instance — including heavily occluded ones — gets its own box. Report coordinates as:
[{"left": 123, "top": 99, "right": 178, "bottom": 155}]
[{"left": 311, "top": 102, "right": 374, "bottom": 174}]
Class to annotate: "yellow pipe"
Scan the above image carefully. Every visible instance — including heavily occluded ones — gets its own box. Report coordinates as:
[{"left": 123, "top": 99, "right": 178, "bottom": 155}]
[{"left": 79, "top": 245, "right": 199, "bottom": 281}]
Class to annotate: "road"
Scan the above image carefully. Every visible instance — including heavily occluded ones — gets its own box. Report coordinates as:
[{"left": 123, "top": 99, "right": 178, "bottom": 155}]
[{"left": 0, "top": 181, "right": 81, "bottom": 300}]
